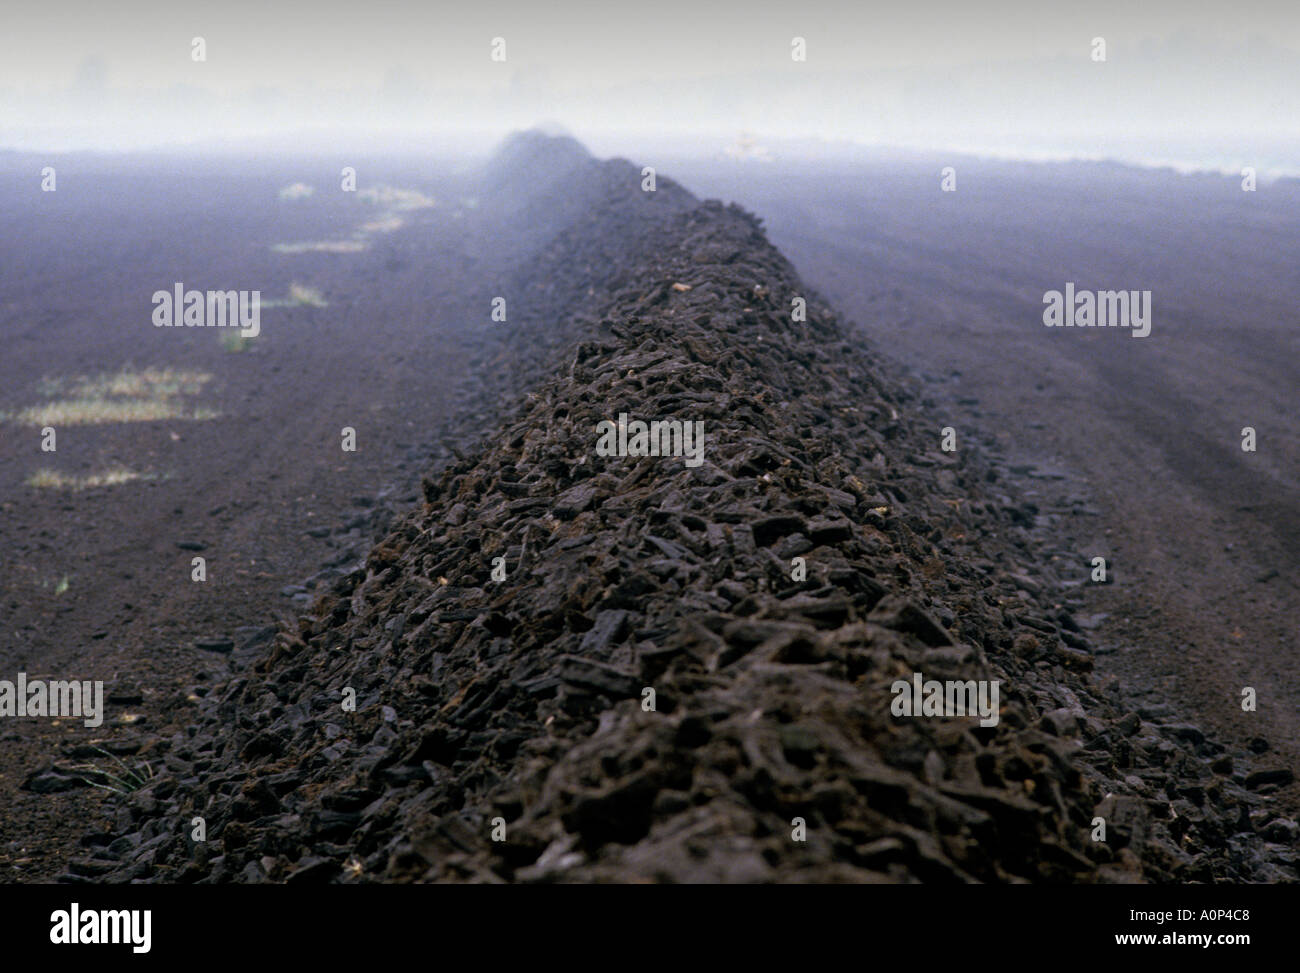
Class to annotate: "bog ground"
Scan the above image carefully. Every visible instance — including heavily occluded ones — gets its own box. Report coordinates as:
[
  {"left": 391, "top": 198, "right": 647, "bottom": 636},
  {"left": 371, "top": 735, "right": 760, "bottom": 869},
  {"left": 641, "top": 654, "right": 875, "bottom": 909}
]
[{"left": 0, "top": 138, "right": 1295, "bottom": 882}]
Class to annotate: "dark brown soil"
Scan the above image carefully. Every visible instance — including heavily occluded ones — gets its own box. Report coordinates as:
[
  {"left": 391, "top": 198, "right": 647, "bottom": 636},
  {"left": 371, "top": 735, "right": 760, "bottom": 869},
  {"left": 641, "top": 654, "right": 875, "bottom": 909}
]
[{"left": 0, "top": 154, "right": 485, "bottom": 880}]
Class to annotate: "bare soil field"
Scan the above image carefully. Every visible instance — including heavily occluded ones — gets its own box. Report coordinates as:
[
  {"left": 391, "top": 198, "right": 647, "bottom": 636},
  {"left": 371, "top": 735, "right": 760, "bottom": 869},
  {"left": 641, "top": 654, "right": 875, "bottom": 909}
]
[{"left": 0, "top": 153, "right": 488, "bottom": 878}]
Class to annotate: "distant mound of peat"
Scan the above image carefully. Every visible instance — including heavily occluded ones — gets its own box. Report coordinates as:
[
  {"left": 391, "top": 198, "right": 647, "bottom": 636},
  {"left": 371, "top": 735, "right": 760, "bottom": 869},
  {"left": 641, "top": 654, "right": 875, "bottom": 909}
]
[{"left": 77, "top": 135, "right": 1295, "bottom": 884}]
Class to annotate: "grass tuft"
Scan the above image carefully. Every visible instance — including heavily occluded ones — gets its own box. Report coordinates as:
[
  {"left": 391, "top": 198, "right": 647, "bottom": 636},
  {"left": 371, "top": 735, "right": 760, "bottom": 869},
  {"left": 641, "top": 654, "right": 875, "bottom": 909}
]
[
  {"left": 26, "top": 467, "right": 160, "bottom": 491},
  {"left": 70, "top": 747, "right": 155, "bottom": 795},
  {"left": 357, "top": 185, "right": 435, "bottom": 211},
  {"left": 4, "top": 368, "right": 217, "bottom": 426},
  {"left": 271, "top": 240, "right": 367, "bottom": 255},
  {"left": 277, "top": 182, "right": 315, "bottom": 201}
]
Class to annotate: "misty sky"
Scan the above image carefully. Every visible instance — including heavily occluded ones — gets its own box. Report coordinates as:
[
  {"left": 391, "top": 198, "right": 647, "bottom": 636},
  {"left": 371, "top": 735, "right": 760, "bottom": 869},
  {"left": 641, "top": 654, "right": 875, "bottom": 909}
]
[{"left": 2, "top": 0, "right": 1297, "bottom": 169}]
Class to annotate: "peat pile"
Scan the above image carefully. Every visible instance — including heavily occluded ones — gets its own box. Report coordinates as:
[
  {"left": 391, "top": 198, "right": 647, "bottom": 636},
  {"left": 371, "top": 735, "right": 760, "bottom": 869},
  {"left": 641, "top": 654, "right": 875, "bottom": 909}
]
[{"left": 74, "top": 135, "right": 1295, "bottom": 883}]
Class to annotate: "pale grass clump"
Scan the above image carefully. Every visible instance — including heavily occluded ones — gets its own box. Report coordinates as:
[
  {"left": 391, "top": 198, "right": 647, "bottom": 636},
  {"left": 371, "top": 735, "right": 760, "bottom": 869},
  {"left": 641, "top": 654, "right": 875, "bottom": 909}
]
[
  {"left": 259, "top": 283, "right": 329, "bottom": 311},
  {"left": 278, "top": 182, "right": 315, "bottom": 201},
  {"left": 271, "top": 240, "right": 368, "bottom": 255},
  {"left": 271, "top": 184, "right": 431, "bottom": 257},
  {"left": 10, "top": 400, "right": 218, "bottom": 426},
  {"left": 26, "top": 466, "right": 158, "bottom": 491},
  {"left": 357, "top": 185, "right": 435, "bottom": 211},
  {"left": 220, "top": 332, "right": 249, "bottom": 353},
  {"left": 4, "top": 367, "right": 218, "bottom": 426},
  {"left": 41, "top": 367, "right": 210, "bottom": 400},
  {"left": 288, "top": 283, "right": 328, "bottom": 307},
  {"left": 359, "top": 215, "right": 405, "bottom": 235}
]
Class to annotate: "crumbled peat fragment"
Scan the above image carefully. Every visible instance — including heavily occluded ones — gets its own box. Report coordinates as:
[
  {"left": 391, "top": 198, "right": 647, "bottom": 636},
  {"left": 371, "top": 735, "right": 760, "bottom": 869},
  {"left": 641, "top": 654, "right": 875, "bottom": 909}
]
[{"left": 82, "top": 135, "right": 1294, "bottom": 885}]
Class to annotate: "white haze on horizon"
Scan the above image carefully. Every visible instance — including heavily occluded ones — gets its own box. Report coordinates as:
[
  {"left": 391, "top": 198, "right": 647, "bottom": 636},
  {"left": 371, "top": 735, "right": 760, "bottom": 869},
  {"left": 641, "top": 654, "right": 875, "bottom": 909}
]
[{"left": 1, "top": 1, "right": 1297, "bottom": 179}]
